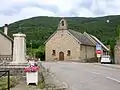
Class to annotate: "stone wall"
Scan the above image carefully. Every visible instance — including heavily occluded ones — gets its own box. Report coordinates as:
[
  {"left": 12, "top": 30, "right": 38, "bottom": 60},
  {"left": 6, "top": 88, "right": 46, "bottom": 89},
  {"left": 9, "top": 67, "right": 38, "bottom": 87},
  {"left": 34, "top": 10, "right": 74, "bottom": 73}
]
[
  {"left": 114, "top": 40, "right": 120, "bottom": 64},
  {"left": 0, "top": 55, "right": 12, "bottom": 63},
  {"left": 80, "top": 45, "right": 96, "bottom": 60},
  {"left": 0, "top": 65, "right": 25, "bottom": 76}
]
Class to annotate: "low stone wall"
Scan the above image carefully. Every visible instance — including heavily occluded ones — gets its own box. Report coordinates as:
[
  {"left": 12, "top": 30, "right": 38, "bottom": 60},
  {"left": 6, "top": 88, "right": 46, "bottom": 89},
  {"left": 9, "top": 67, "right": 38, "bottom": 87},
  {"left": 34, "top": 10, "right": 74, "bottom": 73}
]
[
  {"left": 0, "top": 61, "right": 43, "bottom": 76},
  {"left": 0, "top": 55, "right": 12, "bottom": 63},
  {"left": 0, "top": 65, "right": 26, "bottom": 76},
  {"left": 81, "top": 57, "right": 98, "bottom": 63}
]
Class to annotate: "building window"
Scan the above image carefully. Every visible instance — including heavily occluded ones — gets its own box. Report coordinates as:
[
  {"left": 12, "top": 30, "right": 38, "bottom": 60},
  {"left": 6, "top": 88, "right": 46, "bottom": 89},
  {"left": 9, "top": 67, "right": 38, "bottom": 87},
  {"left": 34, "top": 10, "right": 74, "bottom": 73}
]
[
  {"left": 67, "top": 50, "right": 71, "bottom": 56},
  {"left": 52, "top": 50, "right": 56, "bottom": 56},
  {"left": 61, "top": 21, "right": 64, "bottom": 26}
]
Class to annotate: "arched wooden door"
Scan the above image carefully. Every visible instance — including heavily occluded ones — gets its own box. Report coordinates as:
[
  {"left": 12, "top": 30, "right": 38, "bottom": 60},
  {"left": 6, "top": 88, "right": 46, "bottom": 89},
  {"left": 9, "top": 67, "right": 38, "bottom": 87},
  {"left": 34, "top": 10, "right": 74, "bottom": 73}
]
[{"left": 59, "top": 52, "right": 64, "bottom": 61}]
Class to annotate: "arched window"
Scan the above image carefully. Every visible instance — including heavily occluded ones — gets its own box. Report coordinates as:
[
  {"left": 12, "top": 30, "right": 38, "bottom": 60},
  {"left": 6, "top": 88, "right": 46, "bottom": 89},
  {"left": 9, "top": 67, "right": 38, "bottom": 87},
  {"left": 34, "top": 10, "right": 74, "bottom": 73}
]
[{"left": 61, "top": 21, "right": 64, "bottom": 26}]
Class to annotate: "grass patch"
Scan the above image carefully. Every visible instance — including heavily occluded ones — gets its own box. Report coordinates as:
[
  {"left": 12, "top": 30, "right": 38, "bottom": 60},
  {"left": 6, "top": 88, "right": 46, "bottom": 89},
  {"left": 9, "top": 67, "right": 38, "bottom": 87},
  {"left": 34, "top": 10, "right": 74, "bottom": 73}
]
[
  {"left": 37, "top": 74, "right": 45, "bottom": 89},
  {"left": 0, "top": 76, "right": 18, "bottom": 90}
]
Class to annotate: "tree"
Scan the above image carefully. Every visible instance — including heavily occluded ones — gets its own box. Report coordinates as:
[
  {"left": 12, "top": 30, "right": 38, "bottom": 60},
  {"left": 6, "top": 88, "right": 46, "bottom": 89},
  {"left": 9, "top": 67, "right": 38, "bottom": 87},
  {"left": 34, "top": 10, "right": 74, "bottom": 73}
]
[
  {"left": 35, "top": 45, "right": 45, "bottom": 61},
  {"left": 116, "top": 25, "right": 120, "bottom": 40}
]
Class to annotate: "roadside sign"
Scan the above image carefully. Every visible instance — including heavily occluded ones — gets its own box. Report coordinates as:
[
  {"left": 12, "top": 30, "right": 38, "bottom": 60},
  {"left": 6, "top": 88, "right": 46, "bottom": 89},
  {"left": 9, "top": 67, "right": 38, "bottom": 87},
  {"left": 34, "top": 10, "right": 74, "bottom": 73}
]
[
  {"left": 96, "top": 50, "right": 102, "bottom": 54},
  {"left": 97, "top": 54, "right": 101, "bottom": 58},
  {"left": 96, "top": 43, "right": 102, "bottom": 58},
  {"left": 96, "top": 43, "right": 102, "bottom": 50}
]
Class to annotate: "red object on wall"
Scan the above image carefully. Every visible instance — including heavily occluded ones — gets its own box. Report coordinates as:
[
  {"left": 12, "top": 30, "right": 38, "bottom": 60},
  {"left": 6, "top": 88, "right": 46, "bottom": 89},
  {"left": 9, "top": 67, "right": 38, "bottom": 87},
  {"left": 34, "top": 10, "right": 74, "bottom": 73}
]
[{"left": 96, "top": 50, "right": 102, "bottom": 54}]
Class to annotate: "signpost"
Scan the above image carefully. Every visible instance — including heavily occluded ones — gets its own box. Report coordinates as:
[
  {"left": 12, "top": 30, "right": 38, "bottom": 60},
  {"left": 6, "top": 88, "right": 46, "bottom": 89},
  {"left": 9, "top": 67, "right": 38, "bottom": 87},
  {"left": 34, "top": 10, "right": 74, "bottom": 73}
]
[{"left": 96, "top": 43, "right": 102, "bottom": 62}]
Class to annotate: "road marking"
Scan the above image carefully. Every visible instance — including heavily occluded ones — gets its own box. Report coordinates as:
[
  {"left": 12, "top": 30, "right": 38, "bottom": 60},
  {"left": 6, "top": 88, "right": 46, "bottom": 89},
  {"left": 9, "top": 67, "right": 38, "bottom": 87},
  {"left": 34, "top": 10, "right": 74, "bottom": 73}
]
[
  {"left": 91, "top": 72, "right": 100, "bottom": 75},
  {"left": 91, "top": 71, "right": 120, "bottom": 84},
  {"left": 106, "top": 77, "right": 120, "bottom": 83},
  {"left": 71, "top": 62, "right": 78, "bottom": 64}
]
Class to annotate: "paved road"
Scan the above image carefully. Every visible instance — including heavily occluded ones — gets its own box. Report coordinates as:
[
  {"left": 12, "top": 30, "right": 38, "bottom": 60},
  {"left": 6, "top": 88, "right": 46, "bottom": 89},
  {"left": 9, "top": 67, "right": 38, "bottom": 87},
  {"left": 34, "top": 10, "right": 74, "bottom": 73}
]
[{"left": 42, "top": 62, "right": 120, "bottom": 90}]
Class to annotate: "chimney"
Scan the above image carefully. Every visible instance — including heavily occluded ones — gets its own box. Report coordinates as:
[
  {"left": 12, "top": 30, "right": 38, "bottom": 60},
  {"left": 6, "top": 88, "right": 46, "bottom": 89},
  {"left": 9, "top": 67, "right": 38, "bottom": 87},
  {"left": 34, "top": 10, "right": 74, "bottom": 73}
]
[{"left": 4, "top": 24, "right": 8, "bottom": 35}]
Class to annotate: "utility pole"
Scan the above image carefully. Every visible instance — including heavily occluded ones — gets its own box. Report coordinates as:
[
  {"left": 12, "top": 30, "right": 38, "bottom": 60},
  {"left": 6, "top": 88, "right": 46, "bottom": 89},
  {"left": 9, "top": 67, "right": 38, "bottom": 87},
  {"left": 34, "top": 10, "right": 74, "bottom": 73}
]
[
  {"left": 30, "top": 40, "right": 32, "bottom": 58},
  {"left": 18, "top": 24, "right": 22, "bottom": 33}
]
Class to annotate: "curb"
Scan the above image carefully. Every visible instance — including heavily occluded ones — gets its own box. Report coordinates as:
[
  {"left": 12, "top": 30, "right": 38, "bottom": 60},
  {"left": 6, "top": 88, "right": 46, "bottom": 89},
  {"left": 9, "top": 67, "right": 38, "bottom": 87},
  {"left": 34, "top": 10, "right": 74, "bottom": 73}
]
[{"left": 41, "top": 66, "right": 69, "bottom": 90}]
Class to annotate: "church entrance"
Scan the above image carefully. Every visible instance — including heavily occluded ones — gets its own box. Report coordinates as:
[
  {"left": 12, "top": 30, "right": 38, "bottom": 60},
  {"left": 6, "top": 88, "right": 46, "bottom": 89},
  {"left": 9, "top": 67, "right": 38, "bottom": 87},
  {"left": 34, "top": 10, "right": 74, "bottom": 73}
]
[{"left": 59, "top": 52, "right": 64, "bottom": 61}]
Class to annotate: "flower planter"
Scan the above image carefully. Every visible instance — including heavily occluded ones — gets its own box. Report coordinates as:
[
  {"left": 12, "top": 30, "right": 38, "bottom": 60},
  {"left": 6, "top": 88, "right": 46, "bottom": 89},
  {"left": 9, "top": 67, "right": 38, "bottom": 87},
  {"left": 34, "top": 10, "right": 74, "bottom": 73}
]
[
  {"left": 24, "top": 65, "right": 40, "bottom": 85},
  {"left": 26, "top": 71, "right": 38, "bottom": 85}
]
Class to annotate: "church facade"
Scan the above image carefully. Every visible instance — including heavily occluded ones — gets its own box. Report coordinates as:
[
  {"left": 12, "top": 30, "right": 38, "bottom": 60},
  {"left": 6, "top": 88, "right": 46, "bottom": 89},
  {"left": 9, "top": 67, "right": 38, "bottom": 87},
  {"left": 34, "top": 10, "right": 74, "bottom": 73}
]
[{"left": 45, "top": 19, "right": 109, "bottom": 61}]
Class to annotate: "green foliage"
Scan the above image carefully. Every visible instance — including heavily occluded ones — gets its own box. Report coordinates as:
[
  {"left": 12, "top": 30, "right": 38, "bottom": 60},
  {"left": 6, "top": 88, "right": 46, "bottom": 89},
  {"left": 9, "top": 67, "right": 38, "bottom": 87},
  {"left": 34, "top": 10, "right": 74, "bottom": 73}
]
[
  {"left": 1, "top": 15, "right": 120, "bottom": 59},
  {"left": 116, "top": 25, "right": 120, "bottom": 40},
  {"left": 1, "top": 15, "right": 119, "bottom": 48},
  {"left": 0, "top": 76, "right": 18, "bottom": 90},
  {"left": 27, "top": 45, "right": 45, "bottom": 60},
  {"left": 35, "top": 46, "right": 45, "bottom": 61},
  {"left": 37, "top": 73, "right": 45, "bottom": 89}
]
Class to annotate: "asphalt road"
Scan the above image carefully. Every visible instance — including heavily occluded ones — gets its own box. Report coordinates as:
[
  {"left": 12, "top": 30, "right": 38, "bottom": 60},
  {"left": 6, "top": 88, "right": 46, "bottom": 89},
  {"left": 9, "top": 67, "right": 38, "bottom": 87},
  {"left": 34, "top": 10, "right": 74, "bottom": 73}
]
[{"left": 42, "top": 62, "right": 120, "bottom": 90}]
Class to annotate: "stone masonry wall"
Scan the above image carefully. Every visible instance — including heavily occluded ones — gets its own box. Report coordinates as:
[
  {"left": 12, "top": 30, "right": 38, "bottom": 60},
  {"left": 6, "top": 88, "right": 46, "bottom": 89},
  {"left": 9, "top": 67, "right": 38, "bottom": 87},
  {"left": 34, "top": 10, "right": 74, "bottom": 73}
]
[
  {"left": 0, "top": 65, "right": 25, "bottom": 76},
  {"left": 114, "top": 40, "right": 120, "bottom": 64}
]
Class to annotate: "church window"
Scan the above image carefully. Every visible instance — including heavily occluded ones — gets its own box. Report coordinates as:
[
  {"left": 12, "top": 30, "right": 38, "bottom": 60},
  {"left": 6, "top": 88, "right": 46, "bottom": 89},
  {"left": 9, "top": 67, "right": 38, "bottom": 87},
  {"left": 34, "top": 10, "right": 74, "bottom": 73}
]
[
  {"left": 61, "top": 21, "right": 64, "bottom": 26},
  {"left": 67, "top": 50, "right": 71, "bottom": 56},
  {"left": 52, "top": 50, "right": 56, "bottom": 56}
]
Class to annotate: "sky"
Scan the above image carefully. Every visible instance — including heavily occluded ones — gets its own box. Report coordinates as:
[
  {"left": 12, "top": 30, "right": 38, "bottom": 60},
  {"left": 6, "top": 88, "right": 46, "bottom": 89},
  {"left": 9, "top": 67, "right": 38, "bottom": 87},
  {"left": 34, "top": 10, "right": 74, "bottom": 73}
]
[{"left": 0, "top": 0, "right": 120, "bottom": 26}]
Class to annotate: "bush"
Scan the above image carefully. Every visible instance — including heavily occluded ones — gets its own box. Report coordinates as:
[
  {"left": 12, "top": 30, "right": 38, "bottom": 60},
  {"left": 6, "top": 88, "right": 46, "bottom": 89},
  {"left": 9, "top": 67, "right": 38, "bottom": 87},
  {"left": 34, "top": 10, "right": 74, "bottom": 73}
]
[{"left": 35, "top": 51, "right": 45, "bottom": 61}]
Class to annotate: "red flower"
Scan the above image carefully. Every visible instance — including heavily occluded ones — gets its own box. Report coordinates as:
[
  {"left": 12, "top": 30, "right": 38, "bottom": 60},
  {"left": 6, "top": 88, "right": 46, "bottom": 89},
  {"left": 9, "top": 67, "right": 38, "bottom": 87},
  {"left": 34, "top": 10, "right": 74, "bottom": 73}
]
[{"left": 24, "top": 66, "right": 40, "bottom": 72}]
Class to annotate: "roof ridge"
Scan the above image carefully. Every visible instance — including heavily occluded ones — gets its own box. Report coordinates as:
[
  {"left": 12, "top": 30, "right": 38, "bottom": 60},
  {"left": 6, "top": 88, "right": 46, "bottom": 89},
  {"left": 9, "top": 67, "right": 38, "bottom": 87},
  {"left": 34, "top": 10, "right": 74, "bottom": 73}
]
[
  {"left": 83, "top": 32, "right": 96, "bottom": 44},
  {"left": 69, "top": 29, "right": 82, "bottom": 34},
  {"left": 90, "top": 34, "right": 109, "bottom": 51},
  {"left": 69, "top": 29, "right": 95, "bottom": 46}
]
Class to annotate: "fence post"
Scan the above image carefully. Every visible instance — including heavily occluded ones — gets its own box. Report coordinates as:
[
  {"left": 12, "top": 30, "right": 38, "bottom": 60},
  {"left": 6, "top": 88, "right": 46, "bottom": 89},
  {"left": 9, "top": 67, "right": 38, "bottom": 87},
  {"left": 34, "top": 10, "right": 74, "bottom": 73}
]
[
  {"left": 8, "top": 70, "right": 10, "bottom": 90},
  {"left": 0, "top": 70, "right": 10, "bottom": 90}
]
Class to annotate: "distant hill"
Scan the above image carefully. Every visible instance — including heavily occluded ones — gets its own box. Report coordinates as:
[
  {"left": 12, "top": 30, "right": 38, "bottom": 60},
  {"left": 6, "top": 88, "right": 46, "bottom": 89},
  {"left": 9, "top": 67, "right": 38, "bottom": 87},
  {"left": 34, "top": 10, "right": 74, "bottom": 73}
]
[{"left": 1, "top": 15, "right": 120, "bottom": 48}]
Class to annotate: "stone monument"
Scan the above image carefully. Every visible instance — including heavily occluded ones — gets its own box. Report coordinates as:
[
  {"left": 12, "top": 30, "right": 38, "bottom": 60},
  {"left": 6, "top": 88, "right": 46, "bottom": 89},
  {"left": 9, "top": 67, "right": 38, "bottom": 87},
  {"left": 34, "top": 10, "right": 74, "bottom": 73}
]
[
  {"left": 12, "top": 33, "right": 27, "bottom": 64},
  {"left": 0, "top": 32, "right": 27, "bottom": 76}
]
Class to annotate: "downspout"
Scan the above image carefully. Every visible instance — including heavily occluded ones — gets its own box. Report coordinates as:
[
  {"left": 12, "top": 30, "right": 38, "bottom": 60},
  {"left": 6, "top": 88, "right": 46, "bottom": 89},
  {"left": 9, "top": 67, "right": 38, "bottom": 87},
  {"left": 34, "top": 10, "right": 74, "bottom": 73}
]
[
  {"left": 85, "top": 46, "right": 87, "bottom": 59},
  {"left": 11, "top": 41, "right": 13, "bottom": 61}
]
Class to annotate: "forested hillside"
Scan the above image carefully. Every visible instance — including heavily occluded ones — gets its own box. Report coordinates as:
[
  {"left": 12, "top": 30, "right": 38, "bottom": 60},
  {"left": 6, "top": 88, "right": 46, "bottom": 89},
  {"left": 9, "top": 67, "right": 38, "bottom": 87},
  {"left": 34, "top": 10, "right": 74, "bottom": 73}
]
[
  {"left": 0, "top": 15, "right": 120, "bottom": 59},
  {"left": 0, "top": 15, "right": 120, "bottom": 48}
]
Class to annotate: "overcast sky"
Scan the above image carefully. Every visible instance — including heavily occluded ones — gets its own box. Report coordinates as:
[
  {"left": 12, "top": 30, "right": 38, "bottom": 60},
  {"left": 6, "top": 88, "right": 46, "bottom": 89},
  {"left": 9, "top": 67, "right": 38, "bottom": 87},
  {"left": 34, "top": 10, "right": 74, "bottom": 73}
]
[{"left": 0, "top": 0, "right": 120, "bottom": 26}]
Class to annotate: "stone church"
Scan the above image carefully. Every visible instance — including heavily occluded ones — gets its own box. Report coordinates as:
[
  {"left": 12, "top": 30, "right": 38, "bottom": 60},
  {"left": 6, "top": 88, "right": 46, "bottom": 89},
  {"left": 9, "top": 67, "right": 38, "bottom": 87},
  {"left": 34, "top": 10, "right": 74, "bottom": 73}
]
[
  {"left": 45, "top": 19, "right": 109, "bottom": 61},
  {"left": 0, "top": 24, "right": 13, "bottom": 63}
]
